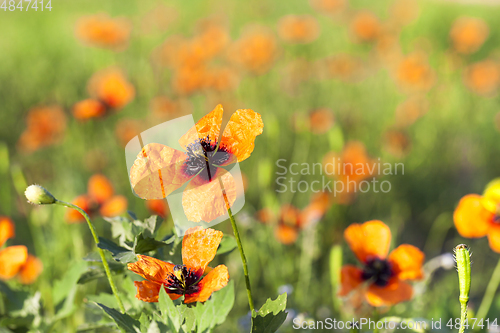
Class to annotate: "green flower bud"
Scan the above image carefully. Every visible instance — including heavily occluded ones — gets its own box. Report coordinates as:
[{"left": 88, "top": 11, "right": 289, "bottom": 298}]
[
  {"left": 454, "top": 244, "right": 472, "bottom": 333},
  {"left": 25, "top": 185, "right": 56, "bottom": 205}
]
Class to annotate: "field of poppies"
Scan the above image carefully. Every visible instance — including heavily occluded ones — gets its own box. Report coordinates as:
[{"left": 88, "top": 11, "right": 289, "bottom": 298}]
[{"left": 1, "top": 0, "right": 500, "bottom": 332}]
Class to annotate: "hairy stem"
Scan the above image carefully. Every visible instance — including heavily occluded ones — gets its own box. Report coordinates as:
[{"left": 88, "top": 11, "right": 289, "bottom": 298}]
[{"left": 55, "top": 200, "right": 125, "bottom": 313}]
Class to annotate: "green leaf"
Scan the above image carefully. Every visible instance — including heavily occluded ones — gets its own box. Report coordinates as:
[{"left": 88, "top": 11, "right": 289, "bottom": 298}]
[
  {"left": 78, "top": 262, "right": 125, "bottom": 284},
  {"left": 251, "top": 293, "right": 288, "bottom": 333},
  {"left": 158, "top": 287, "right": 184, "bottom": 332},
  {"left": 141, "top": 215, "right": 162, "bottom": 238},
  {"left": 53, "top": 260, "right": 88, "bottom": 305},
  {"left": 329, "top": 244, "right": 342, "bottom": 311},
  {"left": 98, "top": 237, "right": 136, "bottom": 263},
  {"left": 95, "top": 303, "right": 141, "bottom": 333},
  {"left": 217, "top": 235, "right": 238, "bottom": 255},
  {"left": 134, "top": 233, "right": 167, "bottom": 254},
  {"left": 193, "top": 280, "right": 234, "bottom": 332}
]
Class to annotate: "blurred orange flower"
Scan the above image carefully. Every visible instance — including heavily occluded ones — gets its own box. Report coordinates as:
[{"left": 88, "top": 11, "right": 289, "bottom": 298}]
[
  {"left": 65, "top": 174, "right": 127, "bottom": 223},
  {"left": 75, "top": 14, "right": 132, "bottom": 51},
  {"left": 463, "top": 60, "right": 500, "bottom": 96},
  {"left": 395, "top": 52, "right": 435, "bottom": 92},
  {"left": 128, "top": 227, "right": 229, "bottom": 303},
  {"left": 450, "top": 17, "right": 489, "bottom": 55},
  {"left": 129, "top": 104, "right": 263, "bottom": 223},
  {"left": 350, "top": 11, "right": 381, "bottom": 42},
  {"left": 323, "top": 141, "right": 377, "bottom": 204},
  {"left": 150, "top": 96, "right": 192, "bottom": 120},
  {"left": 383, "top": 129, "right": 411, "bottom": 158},
  {"left": 146, "top": 199, "right": 170, "bottom": 219},
  {"left": 309, "top": 0, "right": 346, "bottom": 15},
  {"left": 115, "top": 119, "right": 144, "bottom": 147},
  {"left": 73, "top": 99, "right": 107, "bottom": 121},
  {"left": 0, "top": 217, "right": 42, "bottom": 284},
  {"left": 18, "top": 106, "right": 67, "bottom": 153},
  {"left": 394, "top": 96, "right": 429, "bottom": 128},
  {"left": 309, "top": 108, "right": 335, "bottom": 134},
  {"left": 319, "top": 54, "right": 365, "bottom": 82},
  {"left": 339, "top": 220, "right": 424, "bottom": 307},
  {"left": 275, "top": 193, "right": 331, "bottom": 245},
  {"left": 228, "top": 25, "right": 279, "bottom": 75},
  {"left": 454, "top": 181, "right": 500, "bottom": 253},
  {"left": 87, "top": 68, "right": 135, "bottom": 109},
  {"left": 277, "top": 15, "right": 320, "bottom": 44}
]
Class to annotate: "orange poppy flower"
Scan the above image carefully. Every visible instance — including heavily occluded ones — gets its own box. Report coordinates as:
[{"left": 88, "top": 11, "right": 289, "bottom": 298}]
[
  {"left": 463, "top": 60, "right": 500, "bottom": 96},
  {"left": 453, "top": 181, "right": 500, "bottom": 253},
  {"left": 146, "top": 199, "right": 170, "bottom": 218},
  {"left": 0, "top": 245, "right": 28, "bottom": 281},
  {"left": 128, "top": 227, "right": 229, "bottom": 303},
  {"left": 383, "top": 129, "right": 411, "bottom": 158},
  {"left": 277, "top": 15, "right": 320, "bottom": 44},
  {"left": 450, "top": 17, "right": 489, "bottom": 55},
  {"left": 227, "top": 25, "right": 279, "bottom": 75},
  {"left": 308, "top": 108, "right": 335, "bottom": 134},
  {"left": 323, "top": 141, "right": 377, "bottom": 204},
  {"left": 18, "top": 254, "right": 43, "bottom": 285},
  {"left": 318, "top": 54, "right": 365, "bottom": 82},
  {"left": 395, "top": 52, "right": 435, "bottom": 92},
  {"left": 75, "top": 14, "right": 132, "bottom": 51},
  {"left": 309, "top": 0, "right": 346, "bottom": 15},
  {"left": 0, "top": 216, "right": 15, "bottom": 248},
  {"left": 87, "top": 68, "right": 135, "bottom": 109},
  {"left": 274, "top": 193, "right": 331, "bottom": 245},
  {"left": 129, "top": 104, "right": 263, "bottom": 223},
  {"left": 18, "top": 106, "right": 67, "bottom": 153},
  {"left": 65, "top": 174, "right": 127, "bottom": 223},
  {"left": 73, "top": 99, "right": 107, "bottom": 121},
  {"left": 350, "top": 11, "right": 381, "bottom": 43},
  {"left": 394, "top": 96, "right": 429, "bottom": 128},
  {"left": 339, "top": 220, "right": 424, "bottom": 307}
]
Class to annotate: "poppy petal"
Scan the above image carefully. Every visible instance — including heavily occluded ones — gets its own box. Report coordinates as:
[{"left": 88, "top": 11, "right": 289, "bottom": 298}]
[
  {"left": 182, "top": 227, "right": 223, "bottom": 275},
  {"left": 338, "top": 265, "right": 364, "bottom": 296},
  {"left": 0, "top": 216, "right": 15, "bottom": 248},
  {"left": 99, "top": 195, "right": 128, "bottom": 217},
  {"left": 0, "top": 245, "right": 28, "bottom": 280},
  {"left": 88, "top": 174, "right": 114, "bottom": 204},
  {"left": 133, "top": 280, "right": 161, "bottom": 302},
  {"left": 129, "top": 143, "right": 192, "bottom": 199},
  {"left": 178, "top": 104, "right": 223, "bottom": 151},
  {"left": 365, "top": 278, "right": 413, "bottom": 307},
  {"left": 219, "top": 109, "right": 264, "bottom": 164},
  {"left": 453, "top": 194, "right": 492, "bottom": 238},
  {"left": 388, "top": 244, "right": 425, "bottom": 280},
  {"left": 183, "top": 264, "right": 229, "bottom": 303},
  {"left": 182, "top": 169, "right": 237, "bottom": 223},
  {"left": 18, "top": 254, "right": 43, "bottom": 284},
  {"left": 344, "top": 220, "right": 392, "bottom": 263},
  {"left": 487, "top": 225, "right": 500, "bottom": 253},
  {"left": 65, "top": 195, "right": 93, "bottom": 223},
  {"left": 146, "top": 199, "right": 169, "bottom": 218},
  {"left": 274, "top": 224, "right": 299, "bottom": 245},
  {"left": 73, "top": 99, "right": 107, "bottom": 120},
  {"left": 127, "top": 254, "right": 175, "bottom": 283}
]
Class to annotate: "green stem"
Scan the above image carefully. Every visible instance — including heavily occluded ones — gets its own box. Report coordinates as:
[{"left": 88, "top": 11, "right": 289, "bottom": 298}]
[
  {"left": 459, "top": 302, "right": 468, "bottom": 333},
  {"left": 55, "top": 200, "right": 125, "bottom": 313},
  {"left": 476, "top": 257, "right": 500, "bottom": 319},
  {"left": 227, "top": 204, "right": 255, "bottom": 313}
]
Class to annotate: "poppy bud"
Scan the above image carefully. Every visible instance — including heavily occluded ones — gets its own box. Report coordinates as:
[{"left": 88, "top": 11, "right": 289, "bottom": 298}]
[
  {"left": 454, "top": 244, "right": 472, "bottom": 333},
  {"left": 25, "top": 185, "right": 56, "bottom": 205}
]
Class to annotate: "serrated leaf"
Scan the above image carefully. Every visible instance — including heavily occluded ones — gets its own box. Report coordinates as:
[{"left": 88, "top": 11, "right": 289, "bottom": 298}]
[
  {"left": 217, "top": 235, "right": 237, "bottom": 255},
  {"left": 98, "top": 237, "right": 136, "bottom": 263},
  {"left": 158, "top": 287, "right": 183, "bottom": 331},
  {"left": 95, "top": 303, "right": 141, "bottom": 333},
  {"left": 251, "top": 293, "right": 288, "bottom": 333}
]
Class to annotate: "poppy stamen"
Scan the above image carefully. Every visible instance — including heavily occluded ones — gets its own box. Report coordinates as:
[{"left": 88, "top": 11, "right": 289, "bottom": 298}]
[
  {"left": 361, "top": 257, "right": 394, "bottom": 287},
  {"left": 183, "top": 135, "right": 231, "bottom": 181},
  {"left": 165, "top": 265, "right": 202, "bottom": 295}
]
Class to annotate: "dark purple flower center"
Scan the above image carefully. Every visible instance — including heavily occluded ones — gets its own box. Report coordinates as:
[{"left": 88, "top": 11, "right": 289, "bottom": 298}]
[
  {"left": 183, "top": 136, "right": 231, "bottom": 182},
  {"left": 164, "top": 265, "right": 202, "bottom": 295},
  {"left": 362, "top": 257, "right": 394, "bottom": 287}
]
